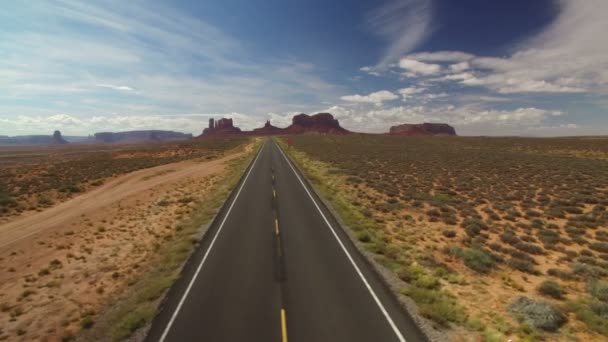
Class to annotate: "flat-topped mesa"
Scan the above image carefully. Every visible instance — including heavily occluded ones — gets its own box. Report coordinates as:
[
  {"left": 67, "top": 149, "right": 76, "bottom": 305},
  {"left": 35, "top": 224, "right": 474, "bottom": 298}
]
[
  {"left": 389, "top": 122, "right": 457, "bottom": 136},
  {"left": 251, "top": 120, "right": 284, "bottom": 135},
  {"left": 284, "top": 113, "right": 349, "bottom": 134},
  {"left": 202, "top": 118, "right": 242, "bottom": 136},
  {"left": 94, "top": 130, "right": 192, "bottom": 143}
]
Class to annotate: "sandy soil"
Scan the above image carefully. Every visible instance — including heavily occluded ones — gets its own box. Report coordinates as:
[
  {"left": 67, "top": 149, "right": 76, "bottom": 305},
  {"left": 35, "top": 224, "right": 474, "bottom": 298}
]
[{"left": 0, "top": 146, "right": 249, "bottom": 341}]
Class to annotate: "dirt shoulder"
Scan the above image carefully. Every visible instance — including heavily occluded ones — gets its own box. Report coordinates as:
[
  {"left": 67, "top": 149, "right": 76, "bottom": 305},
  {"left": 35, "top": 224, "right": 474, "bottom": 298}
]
[{"left": 0, "top": 141, "right": 256, "bottom": 342}]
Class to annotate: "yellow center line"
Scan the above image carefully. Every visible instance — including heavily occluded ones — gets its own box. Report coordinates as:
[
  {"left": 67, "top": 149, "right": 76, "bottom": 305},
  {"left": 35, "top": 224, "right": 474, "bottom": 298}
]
[
  {"left": 275, "top": 218, "right": 279, "bottom": 235},
  {"left": 273, "top": 188, "right": 276, "bottom": 198},
  {"left": 281, "top": 309, "right": 288, "bottom": 342}
]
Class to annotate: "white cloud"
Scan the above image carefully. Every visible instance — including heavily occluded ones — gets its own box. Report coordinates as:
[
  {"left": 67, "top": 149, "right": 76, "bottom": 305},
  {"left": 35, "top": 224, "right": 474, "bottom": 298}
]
[
  {"left": 96, "top": 84, "right": 134, "bottom": 91},
  {"left": 398, "top": 86, "right": 426, "bottom": 97},
  {"left": 368, "top": 0, "right": 433, "bottom": 68},
  {"left": 449, "top": 62, "right": 469, "bottom": 72},
  {"left": 318, "top": 103, "right": 573, "bottom": 136},
  {"left": 341, "top": 90, "right": 399, "bottom": 106},
  {"left": 432, "top": 0, "right": 608, "bottom": 95},
  {"left": 398, "top": 59, "right": 441, "bottom": 75},
  {"left": 0, "top": 1, "right": 343, "bottom": 125}
]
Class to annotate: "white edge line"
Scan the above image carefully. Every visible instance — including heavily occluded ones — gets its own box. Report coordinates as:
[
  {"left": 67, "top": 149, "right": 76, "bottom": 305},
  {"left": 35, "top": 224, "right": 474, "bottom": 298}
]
[
  {"left": 276, "top": 142, "right": 407, "bottom": 342},
  {"left": 158, "top": 142, "right": 265, "bottom": 342}
]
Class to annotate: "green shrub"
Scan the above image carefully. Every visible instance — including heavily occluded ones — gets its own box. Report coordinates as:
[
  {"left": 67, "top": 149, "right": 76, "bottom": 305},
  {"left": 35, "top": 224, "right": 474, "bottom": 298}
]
[
  {"left": 588, "top": 281, "right": 608, "bottom": 302},
  {"left": 462, "top": 248, "right": 496, "bottom": 274},
  {"left": 537, "top": 280, "right": 563, "bottom": 299},
  {"left": 402, "top": 286, "right": 467, "bottom": 326},
  {"left": 589, "top": 242, "right": 608, "bottom": 253},
  {"left": 508, "top": 258, "right": 540, "bottom": 275},
  {"left": 514, "top": 242, "right": 545, "bottom": 255}
]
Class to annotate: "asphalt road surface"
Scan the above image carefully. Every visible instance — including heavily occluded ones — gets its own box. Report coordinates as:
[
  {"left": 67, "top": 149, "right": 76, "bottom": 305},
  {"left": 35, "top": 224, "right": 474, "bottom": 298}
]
[{"left": 145, "top": 139, "right": 427, "bottom": 342}]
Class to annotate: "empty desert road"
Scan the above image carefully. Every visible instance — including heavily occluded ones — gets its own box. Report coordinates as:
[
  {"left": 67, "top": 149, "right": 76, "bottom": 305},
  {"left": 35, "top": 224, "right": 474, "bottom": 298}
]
[{"left": 145, "top": 139, "right": 427, "bottom": 342}]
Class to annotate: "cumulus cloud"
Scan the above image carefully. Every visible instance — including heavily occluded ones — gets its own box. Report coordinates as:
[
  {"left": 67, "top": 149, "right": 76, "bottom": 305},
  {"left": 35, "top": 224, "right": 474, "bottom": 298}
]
[
  {"left": 341, "top": 90, "right": 399, "bottom": 106},
  {"left": 398, "top": 86, "right": 426, "bottom": 97},
  {"left": 318, "top": 103, "right": 575, "bottom": 136},
  {"left": 398, "top": 59, "right": 441, "bottom": 75}
]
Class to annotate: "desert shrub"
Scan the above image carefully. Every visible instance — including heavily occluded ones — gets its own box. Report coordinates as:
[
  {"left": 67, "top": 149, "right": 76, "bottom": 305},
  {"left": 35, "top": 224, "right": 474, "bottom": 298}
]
[
  {"left": 460, "top": 248, "right": 496, "bottom": 274},
  {"left": 37, "top": 195, "right": 54, "bottom": 206},
  {"left": 508, "top": 296, "right": 566, "bottom": 331},
  {"left": 580, "top": 249, "right": 594, "bottom": 257},
  {"left": 357, "top": 231, "right": 372, "bottom": 243},
  {"left": 521, "top": 235, "right": 537, "bottom": 243},
  {"left": 547, "top": 268, "right": 575, "bottom": 280},
  {"left": 488, "top": 242, "right": 503, "bottom": 252},
  {"left": 571, "top": 262, "right": 608, "bottom": 278},
  {"left": 508, "top": 258, "right": 540, "bottom": 275},
  {"left": 596, "top": 231, "right": 608, "bottom": 242},
  {"left": 59, "top": 184, "right": 81, "bottom": 193},
  {"left": 503, "top": 248, "right": 537, "bottom": 264},
  {"left": 500, "top": 232, "right": 520, "bottom": 245},
  {"left": 567, "top": 300, "right": 608, "bottom": 336},
  {"left": 588, "top": 281, "right": 608, "bottom": 302},
  {"left": 442, "top": 230, "right": 456, "bottom": 238},
  {"left": 514, "top": 242, "right": 545, "bottom": 255},
  {"left": 537, "top": 229, "right": 560, "bottom": 245},
  {"left": 537, "top": 280, "right": 564, "bottom": 299},
  {"left": 589, "top": 242, "right": 608, "bottom": 254},
  {"left": 401, "top": 286, "right": 467, "bottom": 326},
  {"left": 590, "top": 300, "right": 608, "bottom": 317}
]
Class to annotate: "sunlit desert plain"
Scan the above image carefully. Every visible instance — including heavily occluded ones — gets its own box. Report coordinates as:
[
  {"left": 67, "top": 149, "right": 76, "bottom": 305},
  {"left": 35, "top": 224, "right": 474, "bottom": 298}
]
[
  {"left": 0, "top": 138, "right": 255, "bottom": 341},
  {"left": 283, "top": 135, "right": 608, "bottom": 341}
]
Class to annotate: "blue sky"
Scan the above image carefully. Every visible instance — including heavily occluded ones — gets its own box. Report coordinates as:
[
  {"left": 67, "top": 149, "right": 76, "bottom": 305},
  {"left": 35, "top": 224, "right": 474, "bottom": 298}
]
[{"left": 1, "top": 0, "right": 607, "bottom": 136}]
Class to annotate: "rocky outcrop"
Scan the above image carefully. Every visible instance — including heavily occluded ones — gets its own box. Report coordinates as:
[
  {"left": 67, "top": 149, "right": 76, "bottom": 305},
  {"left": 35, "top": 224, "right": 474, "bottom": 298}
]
[
  {"left": 94, "top": 130, "right": 193, "bottom": 143},
  {"left": 284, "top": 113, "right": 349, "bottom": 134},
  {"left": 251, "top": 120, "right": 284, "bottom": 135},
  {"left": 0, "top": 131, "right": 70, "bottom": 145},
  {"left": 201, "top": 118, "right": 242, "bottom": 136},
  {"left": 52, "top": 130, "right": 68, "bottom": 144},
  {"left": 388, "top": 123, "right": 456, "bottom": 136}
]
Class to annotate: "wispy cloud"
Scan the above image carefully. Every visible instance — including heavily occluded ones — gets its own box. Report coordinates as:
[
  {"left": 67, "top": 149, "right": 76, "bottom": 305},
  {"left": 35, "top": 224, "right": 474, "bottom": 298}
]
[
  {"left": 367, "top": 0, "right": 433, "bottom": 69},
  {"left": 96, "top": 84, "right": 134, "bottom": 91},
  {"left": 0, "top": 0, "right": 343, "bottom": 134}
]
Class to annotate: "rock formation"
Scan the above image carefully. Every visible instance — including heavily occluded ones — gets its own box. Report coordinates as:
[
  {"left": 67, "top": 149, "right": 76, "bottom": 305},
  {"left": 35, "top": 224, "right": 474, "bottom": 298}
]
[
  {"left": 0, "top": 131, "right": 71, "bottom": 145},
  {"left": 52, "top": 130, "right": 68, "bottom": 144},
  {"left": 388, "top": 123, "right": 456, "bottom": 136},
  {"left": 94, "top": 130, "right": 193, "bottom": 143},
  {"left": 284, "top": 113, "right": 349, "bottom": 134},
  {"left": 251, "top": 120, "right": 284, "bottom": 135},
  {"left": 202, "top": 118, "right": 242, "bottom": 136}
]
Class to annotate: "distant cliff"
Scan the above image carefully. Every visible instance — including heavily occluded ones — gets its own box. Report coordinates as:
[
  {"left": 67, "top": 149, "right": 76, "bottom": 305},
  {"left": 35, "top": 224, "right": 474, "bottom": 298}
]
[
  {"left": 94, "top": 130, "right": 193, "bottom": 143},
  {"left": 389, "top": 123, "right": 456, "bottom": 136},
  {"left": 0, "top": 131, "right": 69, "bottom": 145}
]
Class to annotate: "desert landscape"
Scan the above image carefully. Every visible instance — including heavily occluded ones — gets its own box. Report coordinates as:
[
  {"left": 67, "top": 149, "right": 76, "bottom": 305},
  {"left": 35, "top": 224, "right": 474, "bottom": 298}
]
[
  {"left": 0, "top": 138, "right": 256, "bottom": 341},
  {"left": 281, "top": 134, "right": 608, "bottom": 342}
]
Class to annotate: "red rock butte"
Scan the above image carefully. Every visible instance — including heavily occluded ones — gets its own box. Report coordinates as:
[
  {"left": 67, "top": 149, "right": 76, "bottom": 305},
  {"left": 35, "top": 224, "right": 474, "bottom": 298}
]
[
  {"left": 388, "top": 123, "right": 456, "bottom": 136},
  {"left": 198, "top": 113, "right": 455, "bottom": 137}
]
